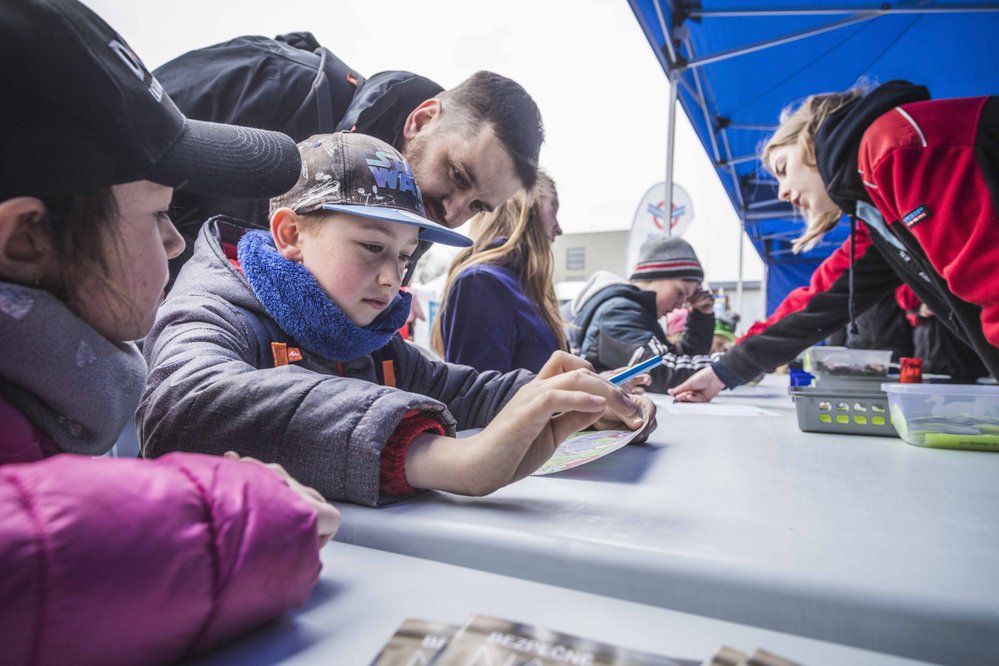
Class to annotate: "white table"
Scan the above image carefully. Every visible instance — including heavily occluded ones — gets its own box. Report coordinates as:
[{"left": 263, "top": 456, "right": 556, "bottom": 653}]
[
  {"left": 187, "top": 541, "right": 936, "bottom": 666},
  {"left": 333, "top": 377, "right": 999, "bottom": 665}
]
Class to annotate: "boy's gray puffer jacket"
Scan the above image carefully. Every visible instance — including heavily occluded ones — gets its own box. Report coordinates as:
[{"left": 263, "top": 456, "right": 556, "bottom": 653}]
[{"left": 138, "top": 218, "right": 532, "bottom": 507}]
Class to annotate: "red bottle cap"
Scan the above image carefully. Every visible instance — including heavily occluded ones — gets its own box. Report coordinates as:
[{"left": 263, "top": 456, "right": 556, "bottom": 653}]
[{"left": 899, "top": 357, "right": 923, "bottom": 384}]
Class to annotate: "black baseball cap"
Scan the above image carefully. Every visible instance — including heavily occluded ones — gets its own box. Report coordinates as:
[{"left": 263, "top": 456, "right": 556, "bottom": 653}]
[
  {"left": 0, "top": 0, "right": 301, "bottom": 201},
  {"left": 271, "top": 133, "right": 472, "bottom": 247}
]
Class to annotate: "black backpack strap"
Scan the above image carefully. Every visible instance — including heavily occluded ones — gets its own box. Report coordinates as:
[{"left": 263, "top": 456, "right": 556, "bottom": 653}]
[
  {"left": 232, "top": 305, "right": 288, "bottom": 369},
  {"left": 273, "top": 31, "right": 364, "bottom": 133}
]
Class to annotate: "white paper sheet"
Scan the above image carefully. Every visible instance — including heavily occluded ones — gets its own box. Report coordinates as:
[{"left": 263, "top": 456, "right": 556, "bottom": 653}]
[{"left": 648, "top": 394, "right": 782, "bottom": 417}]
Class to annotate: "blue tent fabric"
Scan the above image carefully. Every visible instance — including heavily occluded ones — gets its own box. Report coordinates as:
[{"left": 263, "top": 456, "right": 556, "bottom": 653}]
[
  {"left": 627, "top": 0, "right": 999, "bottom": 315},
  {"left": 765, "top": 259, "right": 819, "bottom": 314}
]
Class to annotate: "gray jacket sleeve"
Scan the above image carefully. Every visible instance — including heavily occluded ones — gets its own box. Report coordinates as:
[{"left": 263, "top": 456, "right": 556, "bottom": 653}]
[
  {"left": 139, "top": 292, "right": 454, "bottom": 507},
  {"left": 387, "top": 337, "right": 534, "bottom": 429}
]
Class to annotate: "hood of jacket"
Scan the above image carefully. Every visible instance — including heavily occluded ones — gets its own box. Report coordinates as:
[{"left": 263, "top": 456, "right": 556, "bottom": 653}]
[
  {"left": 570, "top": 271, "right": 630, "bottom": 318},
  {"left": 816, "top": 80, "right": 930, "bottom": 214},
  {"left": 335, "top": 71, "right": 444, "bottom": 148},
  {"left": 571, "top": 274, "right": 656, "bottom": 347},
  {"left": 169, "top": 216, "right": 269, "bottom": 317}
]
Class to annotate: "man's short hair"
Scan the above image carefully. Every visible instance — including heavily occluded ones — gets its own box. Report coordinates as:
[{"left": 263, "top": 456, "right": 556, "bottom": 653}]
[{"left": 438, "top": 71, "right": 544, "bottom": 189}]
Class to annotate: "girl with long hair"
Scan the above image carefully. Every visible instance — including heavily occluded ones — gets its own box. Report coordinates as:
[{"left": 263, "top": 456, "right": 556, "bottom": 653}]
[{"left": 433, "top": 171, "right": 567, "bottom": 372}]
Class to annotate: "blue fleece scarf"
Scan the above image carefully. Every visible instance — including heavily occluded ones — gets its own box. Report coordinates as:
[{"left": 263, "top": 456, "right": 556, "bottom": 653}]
[{"left": 238, "top": 230, "right": 411, "bottom": 362}]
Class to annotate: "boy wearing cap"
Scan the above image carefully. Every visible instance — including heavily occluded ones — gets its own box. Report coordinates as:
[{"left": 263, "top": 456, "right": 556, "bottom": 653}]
[
  {"left": 139, "top": 132, "right": 653, "bottom": 506},
  {"left": 568, "top": 236, "right": 717, "bottom": 393}
]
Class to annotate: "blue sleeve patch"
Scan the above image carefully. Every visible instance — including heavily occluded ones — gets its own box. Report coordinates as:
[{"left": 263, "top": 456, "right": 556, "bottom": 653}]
[{"left": 902, "top": 205, "right": 931, "bottom": 228}]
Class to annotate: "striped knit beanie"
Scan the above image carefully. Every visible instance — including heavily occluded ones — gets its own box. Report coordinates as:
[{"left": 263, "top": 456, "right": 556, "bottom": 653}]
[{"left": 629, "top": 236, "right": 704, "bottom": 281}]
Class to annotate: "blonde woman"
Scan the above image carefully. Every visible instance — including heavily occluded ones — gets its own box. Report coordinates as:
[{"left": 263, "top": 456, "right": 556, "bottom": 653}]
[
  {"left": 433, "top": 171, "right": 566, "bottom": 372},
  {"left": 671, "top": 81, "right": 998, "bottom": 401}
]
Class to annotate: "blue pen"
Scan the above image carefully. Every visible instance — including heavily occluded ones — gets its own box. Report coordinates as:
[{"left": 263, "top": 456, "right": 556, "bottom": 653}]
[{"left": 608, "top": 355, "right": 664, "bottom": 385}]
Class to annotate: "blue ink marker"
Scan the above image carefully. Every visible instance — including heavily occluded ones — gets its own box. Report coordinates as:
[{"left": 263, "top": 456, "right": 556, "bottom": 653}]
[{"left": 608, "top": 355, "right": 664, "bottom": 385}]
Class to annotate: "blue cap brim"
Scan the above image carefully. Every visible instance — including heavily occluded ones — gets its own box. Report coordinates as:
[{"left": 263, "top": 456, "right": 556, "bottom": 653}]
[{"left": 321, "top": 203, "right": 472, "bottom": 247}]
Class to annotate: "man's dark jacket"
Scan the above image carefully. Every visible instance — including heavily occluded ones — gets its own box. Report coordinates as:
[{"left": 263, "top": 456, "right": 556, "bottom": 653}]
[{"left": 155, "top": 33, "right": 443, "bottom": 269}]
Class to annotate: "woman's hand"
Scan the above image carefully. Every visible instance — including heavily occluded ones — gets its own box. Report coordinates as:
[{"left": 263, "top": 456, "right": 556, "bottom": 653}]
[
  {"left": 668, "top": 367, "right": 725, "bottom": 402},
  {"left": 224, "top": 451, "right": 341, "bottom": 547},
  {"left": 405, "top": 352, "right": 647, "bottom": 496}
]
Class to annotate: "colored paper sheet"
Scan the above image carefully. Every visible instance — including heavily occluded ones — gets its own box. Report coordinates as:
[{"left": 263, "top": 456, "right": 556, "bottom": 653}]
[{"left": 533, "top": 423, "right": 649, "bottom": 476}]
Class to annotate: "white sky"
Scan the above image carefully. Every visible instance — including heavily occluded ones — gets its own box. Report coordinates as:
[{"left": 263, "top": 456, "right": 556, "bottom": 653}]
[{"left": 83, "top": 0, "right": 764, "bottom": 282}]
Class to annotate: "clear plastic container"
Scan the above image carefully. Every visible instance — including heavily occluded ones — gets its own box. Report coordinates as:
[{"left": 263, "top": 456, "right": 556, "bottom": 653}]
[
  {"left": 804, "top": 346, "right": 893, "bottom": 379},
  {"left": 881, "top": 383, "right": 999, "bottom": 451}
]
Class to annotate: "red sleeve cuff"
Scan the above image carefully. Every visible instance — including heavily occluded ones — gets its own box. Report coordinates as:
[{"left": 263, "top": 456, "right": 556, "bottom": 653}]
[{"left": 379, "top": 411, "right": 446, "bottom": 496}]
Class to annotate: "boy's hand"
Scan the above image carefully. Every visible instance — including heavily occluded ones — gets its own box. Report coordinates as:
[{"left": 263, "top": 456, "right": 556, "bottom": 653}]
[
  {"left": 687, "top": 288, "right": 715, "bottom": 314},
  {"left": 223, "top": 451, "right": 341, "bottom": 547},
  {"left": 405, "top": 352, "right": 645, "bottom": 496}
]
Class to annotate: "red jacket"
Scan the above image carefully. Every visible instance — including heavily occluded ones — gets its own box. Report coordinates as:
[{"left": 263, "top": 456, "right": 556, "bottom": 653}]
[
  {"left": 859, "top": 96, "right": 999, "bottom": 349},
  {"left": 896, "top": 284, "right": 922, "bottom": 327}
]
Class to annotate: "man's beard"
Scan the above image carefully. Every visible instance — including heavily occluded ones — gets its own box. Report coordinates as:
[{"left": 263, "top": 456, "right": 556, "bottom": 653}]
[{"left": 403, "top": 132, "right": 447, "bottom": 225}]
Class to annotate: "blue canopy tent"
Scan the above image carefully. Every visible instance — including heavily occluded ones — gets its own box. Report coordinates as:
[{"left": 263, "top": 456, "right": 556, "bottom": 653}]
[{"left": 626, "top": 0, "right": 999, "bottom": 319}]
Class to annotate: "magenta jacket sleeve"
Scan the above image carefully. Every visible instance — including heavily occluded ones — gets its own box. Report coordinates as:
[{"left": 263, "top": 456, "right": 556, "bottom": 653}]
[{"left": 0, "top": 452, "right": 321, "bottom": 666}]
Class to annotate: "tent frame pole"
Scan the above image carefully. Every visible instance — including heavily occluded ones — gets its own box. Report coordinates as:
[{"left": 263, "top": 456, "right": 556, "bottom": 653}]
[
  {"left": 687, "top": 12, "right": 878, "bottom": 68},
  {"left": 737, "top": 215, "right": 746, "bottom": 325},
  {"left": 664, "top": 68, "right": 680, "bottom": 237},
  {"left": 690, "top": 4, "right": 999, "bottom": 18}
]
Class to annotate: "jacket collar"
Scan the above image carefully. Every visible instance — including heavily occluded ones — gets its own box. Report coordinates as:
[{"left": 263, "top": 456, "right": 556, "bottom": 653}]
[
  {"left": 237, "top": 230, "right": 411, "bottom": 363},
  {"left": 816, "top": 81, "right": 930, "bottom": 214},
  {"left": 335, "top": 71, "right": 444, "bottom": 149}
]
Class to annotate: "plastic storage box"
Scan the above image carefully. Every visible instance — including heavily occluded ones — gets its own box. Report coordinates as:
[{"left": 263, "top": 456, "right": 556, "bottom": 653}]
[
  {"left": 791, "top": 386, "right": 897, "bottom": 437},
  {"left": 882, "top": 383, "right": 999, "bottom": 451},
  {"left": 803, "top": 346, "right": 892, "bottom": 390}
]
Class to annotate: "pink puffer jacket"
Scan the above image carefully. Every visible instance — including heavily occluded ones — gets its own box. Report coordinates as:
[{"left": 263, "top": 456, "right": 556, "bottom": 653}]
[{"left": 0, "top": 409, "right": 322, "bottom": 665}]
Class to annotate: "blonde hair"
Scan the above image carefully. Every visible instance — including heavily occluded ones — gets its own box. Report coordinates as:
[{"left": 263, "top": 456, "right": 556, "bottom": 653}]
[
  {"left": 762, "top": 88, "right": 864, "bottom": 252},
  {"left": 432, "top": 170, "right": 566, "bottom": 357}
]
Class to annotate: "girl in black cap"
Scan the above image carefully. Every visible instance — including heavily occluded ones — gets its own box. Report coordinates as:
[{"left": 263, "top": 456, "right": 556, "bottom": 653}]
[{"left": 0, "top": 1, "right": 338, "bottom": 663}]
